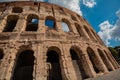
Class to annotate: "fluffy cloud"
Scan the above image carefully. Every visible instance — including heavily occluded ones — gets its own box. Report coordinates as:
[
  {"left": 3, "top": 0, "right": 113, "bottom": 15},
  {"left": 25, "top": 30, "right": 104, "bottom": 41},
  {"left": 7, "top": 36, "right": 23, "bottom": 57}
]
[
  {"left": 98, "top": 9, "right": 120, "bottom": 46},
  {"left": 83, "top": 0, "right": 96, "bottom": 8},
  {"left": 48, "top": 0, "right": 82, "bottom": 15}
]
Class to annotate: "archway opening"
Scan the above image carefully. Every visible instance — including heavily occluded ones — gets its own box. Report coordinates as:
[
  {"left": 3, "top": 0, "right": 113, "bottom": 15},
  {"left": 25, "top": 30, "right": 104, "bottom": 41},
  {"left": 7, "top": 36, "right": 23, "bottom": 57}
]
[
  {"left": 12, "top": 7, "right": 23, "bottom": 13},
  {"left": 70, "top": 48, "right": 88, "bottom": 79},
  {"left": 84, "top": 26, "right": 95, "bottom": 40},
  {"left": 26, "top": 14, "right": 39, "bottom": 31},
  {"left": 87, "top": 47, "right": 100, "bottom": 73},
  {"left": 12, "top": 50, "right": 34, "bottom": 80},
  {"left": 98, "top": 49, "right": 112, "bottom": 71},
  {"left": 0, "top": 49, "right": 4, "bottom": 65},
  {"left": 45, "top": 16, "right": 56, "bottom": 28},
  {"left": 61, "top": 19, "right": 70, "bottom": 32},
  {"left": 3, "top": 15, "right": 19, "bottom": 32},
  {"left": 47, "top": 50, "right": 62, "bottom": 80}
]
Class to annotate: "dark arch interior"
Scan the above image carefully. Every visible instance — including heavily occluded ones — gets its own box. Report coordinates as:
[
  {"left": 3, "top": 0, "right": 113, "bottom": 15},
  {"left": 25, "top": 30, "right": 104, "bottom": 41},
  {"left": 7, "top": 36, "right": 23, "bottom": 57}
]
[
  {"left": 26, "top": 14, "right": 39, "bottom": 31},
  {"left": 12, "top": 7, "right": 23, "bottom": 13},
  {"left": 98, "top": 49, "right": 112, "bottom": 71},
  {"left": 12, "top": 50, "right": 34, "bottom": 80},
  {"left": 84, "top": 26, "right": 94, "bottom": 40},
  {"left": 47, "top": 50, "right": 62, "bottom": 80},
  {"left": 75, "top": 23, "right": 84, "bottom": 36},
  {"left": 70, "top": 49, "right": 88, "bottom": 80},
  {"left": 71, "top": 15, "right": 77, "bottom": 21},
  {"left": 87, "top": 48, "right": 100, "bottom": 73},
  {"left": 3, "top": 15, "right": 19, "bottom": 32},
  {"left": 0, "top": 49, "right": 4, "bottom": 60}
]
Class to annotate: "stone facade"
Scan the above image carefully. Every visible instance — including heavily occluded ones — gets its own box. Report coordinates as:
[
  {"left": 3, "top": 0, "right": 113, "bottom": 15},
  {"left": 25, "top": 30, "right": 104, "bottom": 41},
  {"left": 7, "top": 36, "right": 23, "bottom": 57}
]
[{"left": 0, "top": 1, "right": 119, "bottom": 80}]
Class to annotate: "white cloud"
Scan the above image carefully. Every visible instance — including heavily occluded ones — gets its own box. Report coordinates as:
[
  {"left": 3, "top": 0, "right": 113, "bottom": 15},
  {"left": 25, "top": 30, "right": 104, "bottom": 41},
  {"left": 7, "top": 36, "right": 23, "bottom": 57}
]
[
  {"left": 48, "top": 0, "right": 82, "bottom": 15},
  {"left": 98, "top": 9, "right": 120, "bottom": 46},
  {"left": 83, "top": 0, "right": 96, "bottom": 8},
  {"left": 98, "top": 21, "right": 113, "bottom": 45}
]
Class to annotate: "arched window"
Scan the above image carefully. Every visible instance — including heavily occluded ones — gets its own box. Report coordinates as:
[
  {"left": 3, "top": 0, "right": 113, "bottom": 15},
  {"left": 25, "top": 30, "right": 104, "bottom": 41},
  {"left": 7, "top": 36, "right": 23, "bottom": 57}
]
[
  {"left": 98, "top": 49, "right": 113, "bottom": 71},
  {"left": 71, "top": 15, "right": 77, "bottom": 21},
  {"left": 3, "top": 15, "right": 19, "bottom": 32},
  {"left": 84, "top": 26, "right": 95, "bottom": 40},
  {"left": 12, "top": 50, "right": 35, "bottom": 80},
  {"left": 12, "top": 7, "right": 23, "bottom": 13},
  {"left": 45, "top": 16, "right": 56, "bottom": 28},
  {"left": 0, "top": 49, "right": 4, "bottom": 65},
  {"left": 70, "top": 47, "right": 88, "bottom": 79},
  {"left": 87, "top": 47, "right": 100, "bottom": 73},
  {"left": 61, "top": 19, "right": 70, "bottom": 32},
  {"left": 104, "top": 50, "right": 118, "bottom": 69},
  {"left": 46, "top": 47, "right": 62, "bottom": 80},
  {"left": 75, "top": 23, "right": 85, "bottom": 36},
  {"left": 26, "top": 14, "right": 39, "bottom": 31}
]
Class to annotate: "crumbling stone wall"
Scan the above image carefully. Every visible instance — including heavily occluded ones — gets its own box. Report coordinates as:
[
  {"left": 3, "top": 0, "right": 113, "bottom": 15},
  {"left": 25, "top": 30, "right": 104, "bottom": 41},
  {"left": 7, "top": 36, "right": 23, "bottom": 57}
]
[{"left": 0, "top": 1, "right": 119, "bottom": 80}]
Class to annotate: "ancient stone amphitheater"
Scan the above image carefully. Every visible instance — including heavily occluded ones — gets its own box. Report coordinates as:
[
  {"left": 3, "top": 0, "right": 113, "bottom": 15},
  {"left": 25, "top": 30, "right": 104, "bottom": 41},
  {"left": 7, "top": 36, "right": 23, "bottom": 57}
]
[{"left": 0, "top": 1, "right": 119, "bottom": 80}]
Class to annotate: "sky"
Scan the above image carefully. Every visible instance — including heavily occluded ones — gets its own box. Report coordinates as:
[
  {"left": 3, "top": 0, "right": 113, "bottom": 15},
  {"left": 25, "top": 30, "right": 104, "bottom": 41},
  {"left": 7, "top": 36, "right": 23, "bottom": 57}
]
[{"left": 0, "top": 0, "right": 120, "bottom": 47}]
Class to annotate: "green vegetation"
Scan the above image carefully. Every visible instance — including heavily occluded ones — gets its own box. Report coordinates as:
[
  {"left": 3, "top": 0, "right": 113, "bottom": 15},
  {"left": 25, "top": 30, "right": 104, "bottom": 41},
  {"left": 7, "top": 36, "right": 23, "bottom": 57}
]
[{"left": 108, "top": 46, "right": 120, "bottom": 64}]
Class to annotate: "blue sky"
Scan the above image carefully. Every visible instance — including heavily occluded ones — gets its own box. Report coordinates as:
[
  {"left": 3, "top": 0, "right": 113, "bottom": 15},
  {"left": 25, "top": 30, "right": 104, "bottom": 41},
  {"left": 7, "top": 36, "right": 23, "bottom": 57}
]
[
  {"left": 80, "top": 0, "right": 120, "bottom": 47},
  {"left": 0, "top": 0, "right": 120, "bottom": 47}
]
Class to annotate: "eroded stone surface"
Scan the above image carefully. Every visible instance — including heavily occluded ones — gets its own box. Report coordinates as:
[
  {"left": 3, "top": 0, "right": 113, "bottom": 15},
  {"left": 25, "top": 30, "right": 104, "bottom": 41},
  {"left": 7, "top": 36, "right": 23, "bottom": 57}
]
[{"left": 0, "top": 1, "right": 119, "bottom": 80}]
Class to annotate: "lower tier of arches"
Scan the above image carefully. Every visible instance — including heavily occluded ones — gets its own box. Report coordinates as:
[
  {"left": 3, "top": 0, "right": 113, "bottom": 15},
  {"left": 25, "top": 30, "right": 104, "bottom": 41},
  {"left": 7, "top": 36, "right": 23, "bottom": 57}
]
[{"left": 0, "top": 42, "right": 119, "bottom": 80}]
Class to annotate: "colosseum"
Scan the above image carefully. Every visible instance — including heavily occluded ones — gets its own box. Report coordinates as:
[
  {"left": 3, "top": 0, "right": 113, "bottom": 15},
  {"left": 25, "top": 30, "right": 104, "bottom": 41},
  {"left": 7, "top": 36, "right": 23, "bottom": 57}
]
[{"left": 0, "top": 1, "right": 119, "bottom": 80}]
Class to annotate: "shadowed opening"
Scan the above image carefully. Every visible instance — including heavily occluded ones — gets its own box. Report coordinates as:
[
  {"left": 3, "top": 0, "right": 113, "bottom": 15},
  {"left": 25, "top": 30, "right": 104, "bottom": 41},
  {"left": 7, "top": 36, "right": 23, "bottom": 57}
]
[
  {"left": 12, "top": 50, "right": 35, "bottom": 80},
  {"left": 26, "top": 14, "right": 39, "bottom": 31},
  {"left": 70, "top": 47, "right": 88, "bottom": 80},
  {"left": 3, "top": 15, "right": 19, "bottom": 32},
  {"left": 98, "top": 49, "right": 112, "bottom": 71},
  {"left": 12, "top": 7, "right": 23, "bottom": 13},
  {"left": 47, "top": 49, "right": 62, "bottom": 80},
  {"left": 87, "top": 47, "right": 100, "bottom": 73}
]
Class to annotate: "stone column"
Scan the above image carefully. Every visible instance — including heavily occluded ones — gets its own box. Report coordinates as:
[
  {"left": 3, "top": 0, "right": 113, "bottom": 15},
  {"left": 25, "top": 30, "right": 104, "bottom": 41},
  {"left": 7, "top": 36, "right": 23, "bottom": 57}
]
[
  {"left": 0, "top": 17, "right": 6, "bottom": 32},
  {"left": 0, "top": 47, "right": 10, "bottom": 79},
  {"left": 4, "top": 43, "right": 18, "bottom": 80},
  {"left": 61, "top": 44, "right": 77, "bottom": 80},
  {"left": 35, "top": 43, "right": 46, "bottom": 80},
  {"left": 14, "top": 18, "right": 27, "bottom": 32},
  {"left": 38, "top": 14, "right": 46, "bottom": 33}
]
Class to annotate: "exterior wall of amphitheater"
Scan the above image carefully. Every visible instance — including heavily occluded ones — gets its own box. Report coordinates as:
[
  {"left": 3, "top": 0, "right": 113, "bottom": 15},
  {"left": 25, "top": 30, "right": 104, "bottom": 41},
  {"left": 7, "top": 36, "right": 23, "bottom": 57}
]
[{"left": 0, "top": 1, "right": 119, "bottom": 80}]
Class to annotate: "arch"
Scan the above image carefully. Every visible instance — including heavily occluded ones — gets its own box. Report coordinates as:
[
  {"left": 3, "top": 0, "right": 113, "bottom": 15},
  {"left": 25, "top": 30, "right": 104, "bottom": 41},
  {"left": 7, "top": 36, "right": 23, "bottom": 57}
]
[
  {"left": 104, "top": 50, "right": 118, "bottom": 69},
  {"left": 90, "top": 29, "right": 102, "bottom": 43},
  {"left": 26, "top": 14, "right": 39, "bottom": 31},
  {"left": 97, "top": 49, "right": 112, "bottom": 71},
  {"left": 70, "top": 46, "right": 88, "bottom": 79},
  {"left": 0, "top": 49, "right": 4, "bottom": 65},
  {"left": 75, "top": 23, "right": 85, "bottom": 36},
  {"left": 61, "top": 18, "right": 70, "bottom": 32},
  {"left": 12, "top": 50, "right": 35, "bottom": 80},
  {"left": 3, "top": 15, "right": 19, "bottom": 32},
  {"left": 45, "top": 16, "right": 56, "bottom": 28},
  {"left": 84, "top": 25, "right": 95, "bottom": 40},
  {"left": 46, "top": 46, "right": 62, "bottom": 80},
  {"left": 12, "top": 7, "right": 23, "bottom": 13},
  {"left": 86, "top": 47, "right": 100, "bottom": 73},
  {"left": 71, "top": 15, "right": 77, "bottom": 21}
]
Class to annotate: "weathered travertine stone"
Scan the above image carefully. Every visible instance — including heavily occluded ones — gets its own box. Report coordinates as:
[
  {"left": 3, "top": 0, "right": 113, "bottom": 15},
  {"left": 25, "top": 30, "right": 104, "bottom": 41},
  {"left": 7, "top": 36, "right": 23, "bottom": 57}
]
[{"left": 0, "top": 1, "right": 119, "bottom": 80}]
